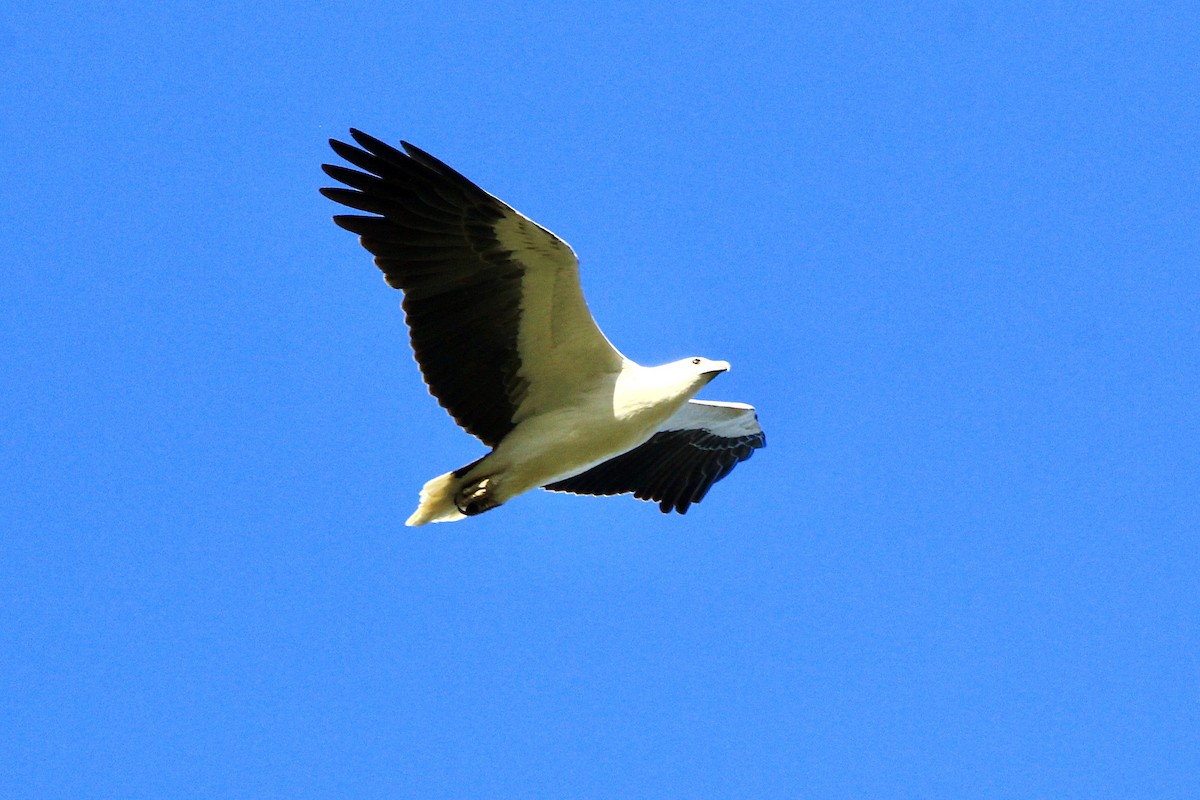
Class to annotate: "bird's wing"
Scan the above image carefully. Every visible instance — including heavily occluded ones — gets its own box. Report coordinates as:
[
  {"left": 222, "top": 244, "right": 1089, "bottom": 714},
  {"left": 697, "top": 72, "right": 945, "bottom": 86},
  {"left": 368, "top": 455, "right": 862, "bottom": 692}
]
[
  {"left": 321, "top": 129, "right": 625, "bottom": 447},
  {"left": 544, "top": 400, "right": 765, "bottom": 514}
]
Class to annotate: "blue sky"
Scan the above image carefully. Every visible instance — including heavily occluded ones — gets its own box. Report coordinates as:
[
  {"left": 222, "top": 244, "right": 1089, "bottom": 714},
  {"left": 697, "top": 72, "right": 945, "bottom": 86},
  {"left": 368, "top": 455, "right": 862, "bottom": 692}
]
[{"left": 3, "top": 2, "right": 1198, "bottom": 797}]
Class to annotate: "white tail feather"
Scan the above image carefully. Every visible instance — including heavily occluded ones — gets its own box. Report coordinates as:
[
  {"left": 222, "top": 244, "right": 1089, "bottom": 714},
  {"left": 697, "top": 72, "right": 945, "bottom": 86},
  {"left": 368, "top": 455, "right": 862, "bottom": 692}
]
[{"left": 405, "top": 470, "right": 468, "bottom": 526}]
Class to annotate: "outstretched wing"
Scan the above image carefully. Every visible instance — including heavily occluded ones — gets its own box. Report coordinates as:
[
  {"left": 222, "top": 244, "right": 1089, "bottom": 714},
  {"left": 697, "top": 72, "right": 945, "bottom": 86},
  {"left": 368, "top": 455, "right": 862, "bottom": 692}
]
[
  {"left": 321, "top": 129, "right": 624, "bottom": 447},
  {"left": 545, "top": 400, "right": 765, "bottom": 514}
]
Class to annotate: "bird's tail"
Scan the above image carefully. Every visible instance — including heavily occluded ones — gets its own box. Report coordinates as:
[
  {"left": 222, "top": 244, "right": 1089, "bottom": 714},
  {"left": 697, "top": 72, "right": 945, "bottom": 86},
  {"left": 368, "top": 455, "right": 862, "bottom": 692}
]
[{"left": 405, "top": 470, "right": 467, "bottom": 526}]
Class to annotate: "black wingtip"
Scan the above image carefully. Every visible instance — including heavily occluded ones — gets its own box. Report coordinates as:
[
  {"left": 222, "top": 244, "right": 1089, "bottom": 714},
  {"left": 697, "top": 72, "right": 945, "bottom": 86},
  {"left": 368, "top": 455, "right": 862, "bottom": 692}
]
[
  {"left": 329, "top": 214, "right": 362, "bottom": 233},
  {"left": 348, "top": 128, "right": 405, "bottom": 161},
  {"left": 327, "top": 130, "right": 483, "bottom": 196},
  {"left": 397, "top": 140, "right": 483, "bottom": 192},
  {"left": 399, "top": 140, "right": 437, "bottom": 164}
]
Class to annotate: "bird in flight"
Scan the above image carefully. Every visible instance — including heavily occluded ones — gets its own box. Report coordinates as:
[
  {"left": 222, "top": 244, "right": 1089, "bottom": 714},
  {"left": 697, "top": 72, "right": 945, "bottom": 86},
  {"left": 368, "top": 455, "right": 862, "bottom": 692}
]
[{"left": 321, "top": 130, "right": 764, "bottom": 525}]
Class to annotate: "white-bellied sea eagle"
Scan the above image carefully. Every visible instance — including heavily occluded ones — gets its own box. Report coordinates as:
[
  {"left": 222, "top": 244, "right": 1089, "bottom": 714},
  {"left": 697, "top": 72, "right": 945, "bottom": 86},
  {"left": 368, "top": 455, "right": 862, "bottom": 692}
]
[{"left": 321, "top": 130, "right": 765, "bottom": 525}]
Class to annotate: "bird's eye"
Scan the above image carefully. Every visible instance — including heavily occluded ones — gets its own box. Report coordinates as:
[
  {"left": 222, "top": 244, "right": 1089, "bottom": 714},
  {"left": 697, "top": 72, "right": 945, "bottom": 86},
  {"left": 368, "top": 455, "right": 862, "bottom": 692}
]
[{"left": 692, "top": 358, "right": 702, "bottom": 365}]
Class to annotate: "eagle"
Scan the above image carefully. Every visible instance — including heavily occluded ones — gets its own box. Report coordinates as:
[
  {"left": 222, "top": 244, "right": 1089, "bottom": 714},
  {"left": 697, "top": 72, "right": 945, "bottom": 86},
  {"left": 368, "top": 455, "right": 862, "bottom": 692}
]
[{"left": 321, "top": 130, "right": 765, "bottom": 525}]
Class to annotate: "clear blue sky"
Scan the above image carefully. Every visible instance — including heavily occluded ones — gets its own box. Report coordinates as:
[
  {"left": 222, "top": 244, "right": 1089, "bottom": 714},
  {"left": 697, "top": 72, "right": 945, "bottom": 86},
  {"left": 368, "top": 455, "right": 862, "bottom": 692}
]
[{"left": 3, "top": 2, "right": 1198, "bottom": 797}]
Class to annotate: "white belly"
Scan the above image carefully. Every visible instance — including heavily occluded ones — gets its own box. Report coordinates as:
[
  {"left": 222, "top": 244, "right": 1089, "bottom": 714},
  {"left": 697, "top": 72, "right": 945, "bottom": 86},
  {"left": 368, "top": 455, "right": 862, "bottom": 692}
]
[{"left": 477, "top": 400, "right": 679, "bottom": 502}]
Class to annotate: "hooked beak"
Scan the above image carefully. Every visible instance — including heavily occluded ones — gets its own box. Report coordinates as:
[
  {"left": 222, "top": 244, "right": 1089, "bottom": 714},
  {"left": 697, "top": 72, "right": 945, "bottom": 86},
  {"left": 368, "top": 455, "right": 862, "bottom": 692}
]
[{"left": 702, "top": 361, "right": 731, "bottom": 381}]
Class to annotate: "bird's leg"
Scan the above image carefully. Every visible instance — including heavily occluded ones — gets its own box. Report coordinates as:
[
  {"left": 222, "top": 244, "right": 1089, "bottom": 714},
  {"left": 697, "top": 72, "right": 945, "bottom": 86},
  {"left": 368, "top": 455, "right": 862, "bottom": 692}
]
[{"left": 454, "top": 477, "right": 502, "bottom": 516}]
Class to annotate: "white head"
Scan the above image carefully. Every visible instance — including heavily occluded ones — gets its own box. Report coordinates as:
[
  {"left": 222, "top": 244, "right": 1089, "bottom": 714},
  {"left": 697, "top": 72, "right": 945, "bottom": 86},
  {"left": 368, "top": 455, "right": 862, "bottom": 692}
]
[
  {"left": 684, "top": 356, "right": 730, "bottom": 380},
  {"left": 664, "top": 356, "right": 730, "bottom": 393},
  {"left": 614, "top": 356, "right": 732, "bottom": 416}
]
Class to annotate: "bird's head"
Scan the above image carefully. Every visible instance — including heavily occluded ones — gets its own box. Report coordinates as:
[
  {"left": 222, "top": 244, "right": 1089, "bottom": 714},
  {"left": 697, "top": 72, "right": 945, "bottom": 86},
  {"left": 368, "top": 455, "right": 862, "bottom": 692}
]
[{"left": 682, "top": 356, "right": 730, "bottom": 386}]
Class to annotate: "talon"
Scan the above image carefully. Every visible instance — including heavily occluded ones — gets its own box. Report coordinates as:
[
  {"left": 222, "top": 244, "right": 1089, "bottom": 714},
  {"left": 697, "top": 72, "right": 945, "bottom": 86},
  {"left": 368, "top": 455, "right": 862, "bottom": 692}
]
[{"left": 455, "top": 478, "right": 501, "bottom": 516}]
